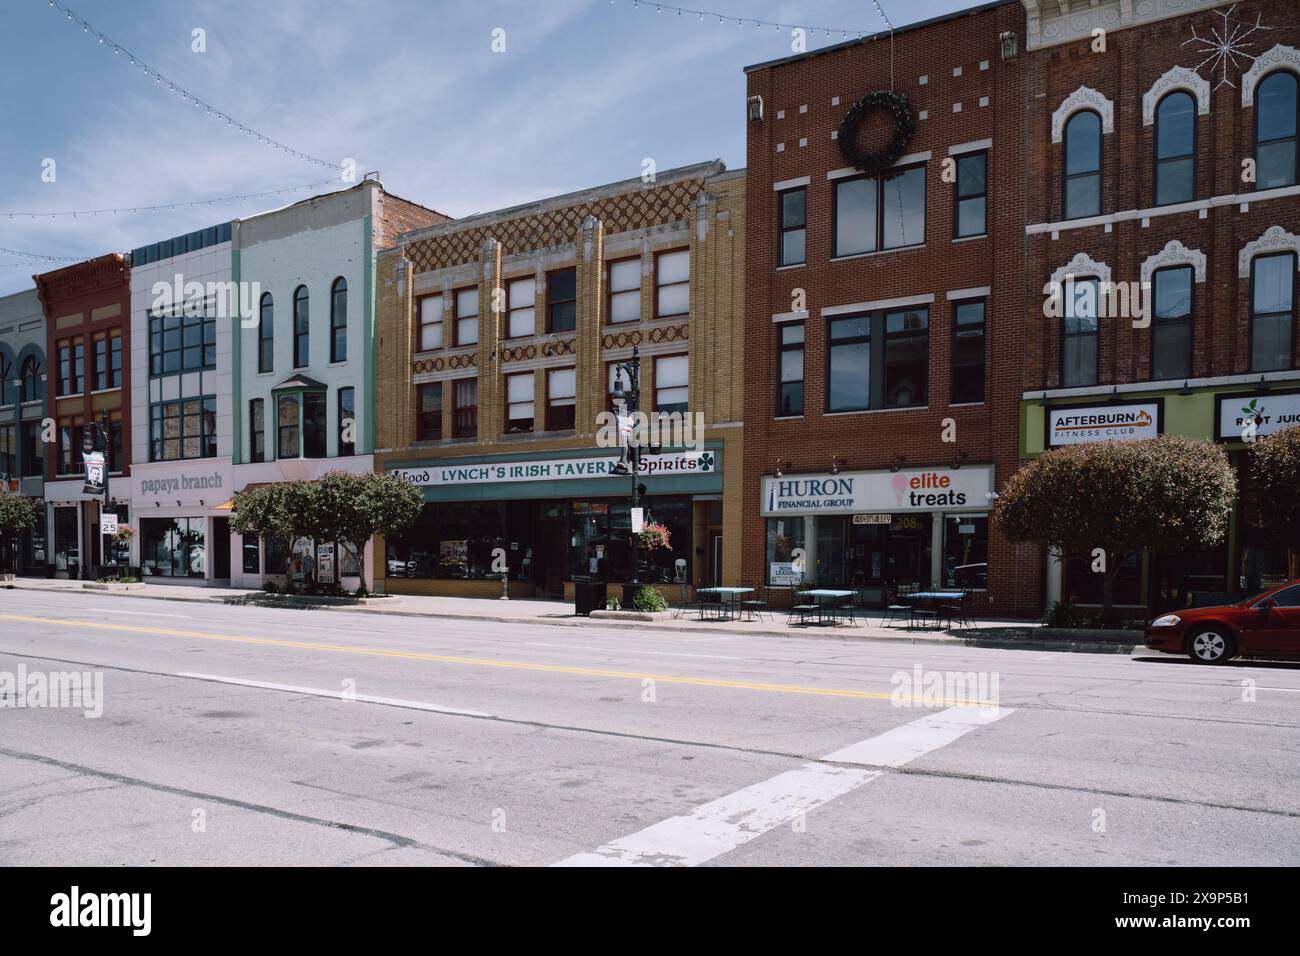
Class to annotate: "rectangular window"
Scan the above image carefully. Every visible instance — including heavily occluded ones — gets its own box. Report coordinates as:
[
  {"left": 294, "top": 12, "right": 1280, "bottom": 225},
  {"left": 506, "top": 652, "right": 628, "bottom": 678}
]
[
  {"left": 834, "top": 165, "right": 927, "bottom": 255},
  {"left": 416, "top": 383, "right": 442, "bottom": 441},
  {"left": 57, "top": 338, "right": 83, "bottom": 396},
  {"left": 884, "top": 308, "right": 929, "bottom": 408},
  {"left": 250, "top": 399, "right": 265, "bottom": 463},
  {"left": 950, "top": 301, "right": 987, "bottom": 404},
  {"left": 57, "top": 421, "right": 83, "bottom": 476},
  {"left": 779, "top": 188, "right": 806, "bottom": 266},
  {"left": 149, "top": 396, "right": 216, "bottom": 461},
  {"left": 834, "top": 176, "right": 877, "bottom": 257},
  {"left": 242, "top": 536, "right": 261, "bottom": 574},
  {"left": 505, "top": 372, "right": 534, "bottom": 434},
  {"left": 278, "top": 394, "right": 299, "bottom": 459},
  {"left": 655, "top": 251, "right": 689, "bottom": 319},
  {"left": 777, "top": 322, "right": 805, "bottom": 416},
  {"left": 955, "top": 152, "right": 988, "bottom": 238},
  {"left": 109, "top": 417, "right": 123, "bottom": 471},
  {"left": 93, "top": 334, "right": 108, "bottom": 390},
  {"left": 1251, "top": 252, "right": 1296, "bottom": 372},
  {"left": 1152, "top": 266, "right": 1193, "bottom": 381},
  {"left": 882, "top": 165, "right": 926, "bottom": 249},
  {"left": 765, "top": 517, "right": 807, "bottom": 586},
  {"left": 608, "top": 258, "right": 641, "bottom": 324},
  {"left": 303, "top": 392, "right": 326, "bottom": 458},
  {"left": 547, "top": 368, "right": 576, "bottom": 431},
  {"left": 418, "top": 293, "right": 443, "bottom": 351},
  {"left": 0, "top": 425, "right": 13, "bottom": 478},
  {"left": 507, "top": 278, "right": 536, "bottom": 338},
  {"left": 150, "top": 311, "right": 214, "bottom": 377},
  {"left": 338, "top": 386, "right": 355, "bottom": 456},
  {"left": 21, "top": 421, "right": 44, "bottom": 477},
  {"left": 942, "top": 515, "right": 989, "bottom": 589},
  {"left": 455, "top": 288, "right": 479, "bottom": 346},
  {"left": 547, "top": 268, "right": 576, "bottom": 332},
  {"left": 453, "top": 378, "right": 477, "bottom": 438},
  {"left": 827, "top": 316, "right": 871, "bottom": 412},
  {"left": 655, "top": 354, "right": 689, "bottom": 415},
  {"left": 1062, "top": 278, "right": 1101, "bottom": 387}
]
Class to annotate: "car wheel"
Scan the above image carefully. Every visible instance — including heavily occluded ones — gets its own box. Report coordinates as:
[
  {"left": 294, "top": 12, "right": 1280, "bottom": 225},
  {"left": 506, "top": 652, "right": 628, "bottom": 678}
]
[{"left": 1187, "top": 627, "right": 1235, "bottom": 664}]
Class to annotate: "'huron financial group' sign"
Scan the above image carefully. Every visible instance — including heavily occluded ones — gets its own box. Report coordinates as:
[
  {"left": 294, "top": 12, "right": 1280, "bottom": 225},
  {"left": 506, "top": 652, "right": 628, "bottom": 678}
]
[
  {"left": 391, "top": 451, "right": 717, "bottom": 488},
  {"left": 761, "top": 466, "right": 994, "bottom": 516}
]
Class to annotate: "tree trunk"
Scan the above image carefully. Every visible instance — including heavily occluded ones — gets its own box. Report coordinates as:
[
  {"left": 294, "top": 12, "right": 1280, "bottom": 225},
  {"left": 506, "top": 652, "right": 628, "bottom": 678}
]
[
  {"left": 1102, "top": 552, "right": 1122, "bottom": 628},
  {"left": 354, "top": 539, "right": 367, "bottom": 596}
]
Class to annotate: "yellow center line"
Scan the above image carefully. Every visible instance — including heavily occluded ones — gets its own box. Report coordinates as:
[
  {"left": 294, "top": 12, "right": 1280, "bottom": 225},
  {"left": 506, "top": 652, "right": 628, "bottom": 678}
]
[{"left": 0, "top": 612, "right": 992, "bottom": 706}]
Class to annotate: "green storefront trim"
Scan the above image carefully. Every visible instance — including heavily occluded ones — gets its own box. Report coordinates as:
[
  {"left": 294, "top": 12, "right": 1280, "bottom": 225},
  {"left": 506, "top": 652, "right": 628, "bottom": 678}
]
[
  {"left": 231, "top": 248, "right": 243, "bottom": 464},
  {"left": 386, "top": 441, "right": 725, "bottom": 503}
]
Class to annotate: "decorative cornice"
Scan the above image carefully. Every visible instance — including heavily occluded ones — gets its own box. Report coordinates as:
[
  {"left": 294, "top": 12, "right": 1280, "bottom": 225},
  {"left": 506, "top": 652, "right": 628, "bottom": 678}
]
[
  {"left": 1023, "top": 0, "right": 1235, "bottom": 52},
  {"left": 1141, "top": 240, "right": 1207, "bottom": 285},
  {"left": 1051, "top": 86, "right": 1114, "bottom": 144},
  {"left": 1238, "top": 226, "right": 1300, "bottom": 278},
  {"left": 1051, "top": 252, "right": 1111, "bottom": 285},
  {"left": 1242, "top": 44, "right": 1300, "bottom": 108},
  {"left": 1142, "top": 66, "right": 1211, "bottom": 126}
]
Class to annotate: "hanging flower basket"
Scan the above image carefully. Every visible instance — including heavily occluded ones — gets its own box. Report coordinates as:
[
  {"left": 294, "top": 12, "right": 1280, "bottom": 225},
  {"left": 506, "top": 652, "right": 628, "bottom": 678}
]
[
  {"left": 113, "top": 525, "right": 136, "bottom": 544},
  {"left": 639, "top": 522, "right": 672, "bottom": 552}
]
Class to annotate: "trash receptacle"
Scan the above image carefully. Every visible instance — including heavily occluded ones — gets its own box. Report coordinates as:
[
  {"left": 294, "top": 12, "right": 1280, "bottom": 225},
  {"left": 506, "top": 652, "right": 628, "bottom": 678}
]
[{"left": 573, "top": 577, "right": 607, "bottom": 616}]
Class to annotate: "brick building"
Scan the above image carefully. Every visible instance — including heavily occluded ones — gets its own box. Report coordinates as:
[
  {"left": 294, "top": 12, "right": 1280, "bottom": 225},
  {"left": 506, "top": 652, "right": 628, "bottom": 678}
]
[
  {"left": 0, "top": 288, "right": 47, "bottom": 574},
  {"left": 741, "top": 1, "right": 1038, "bottom": 616},
  {"left": 33, "top": 254, "right": 132, "bottom": 579},
  {"left": 372, "top": 161, "right": 745, "bottom": 599},
  {"left": 1018, "top": 0, "right": 1300, "bottom": 614}
]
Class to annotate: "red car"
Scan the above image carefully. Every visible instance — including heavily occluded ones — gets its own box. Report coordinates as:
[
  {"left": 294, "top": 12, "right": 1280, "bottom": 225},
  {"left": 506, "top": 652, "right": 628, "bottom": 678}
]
[{"left": 1145, "top": 578, "right": 1300, "bottom": 663}]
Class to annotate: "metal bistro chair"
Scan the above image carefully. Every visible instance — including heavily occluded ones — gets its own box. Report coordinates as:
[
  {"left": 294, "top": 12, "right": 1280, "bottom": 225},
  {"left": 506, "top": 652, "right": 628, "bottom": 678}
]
[
  {"left": 788, "top": 587, "right": 821, "bottom": 627},
  {"left": 672, "top": 582, "right": 698, "bottom": 620},
  {"left": 839, "top": 587, "right": 870, "bottom": 627},
  {"left": 697, "top": 588, "right": 726, "bottom": 622},
  {"left": 881, "top": 583, "right": 913, "bottom": 629},
  {"left": 740, "top": 583, "right": 770, "bottom": 622}
]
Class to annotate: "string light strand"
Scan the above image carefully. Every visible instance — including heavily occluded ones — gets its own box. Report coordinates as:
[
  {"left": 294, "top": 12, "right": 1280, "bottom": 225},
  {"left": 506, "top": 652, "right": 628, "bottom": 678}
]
[
  {"left": 607, "top": 0, "right": 877, "bottom": 39},
  {"left": 1, "top": 177, "right": 343, "bottom": 221}
]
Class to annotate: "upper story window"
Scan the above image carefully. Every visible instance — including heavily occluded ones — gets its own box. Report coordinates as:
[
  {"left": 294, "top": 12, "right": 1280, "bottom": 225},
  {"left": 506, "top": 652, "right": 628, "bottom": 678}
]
[
  {"left": 150, "top": 310, "right": 214, "bottom": 377},
  {"left": 655, "top": 354, "right": 688, "bottom": 415},
  {"left": 416, "top": 383, "right": 442, "bottom": 441},
  {"left": 507, "top": 277, "right": 536, "bottom": 338},
  {"left": 453, "top": 378, "right": 478, "bottom": 438},
  {"left": 56, "top": 337, "right": 83, "bottom": 396},
  {"left": 834, "top": 165, "right": 926, "bottom": 256},
  {"left": 1155, "top": 92, "right": 1196, "bottom": 206},
  {"left": 57, "top": 419, "right": 83, "bottom": 475},
  {"left": 827, "top": 308, "right": 929, "bottom": 412},
  {"left": 93, "top": 330, "right": 122, "bottom": 390},
  {"left": 547, "top": 268, "right": 576, "bottom": 332},
  {"left": 277, "top": 394, "right": 299, "bottom": 458},
  {"left": 777, "top": 321, "right": 805, "bottom": 417},
  {"left": 249, "top": 398, "right": 265, "bottom": 463},
  {"left": 547, "top": 368, "right": 576, "bottom": 431},
  {"left": 954, "top": 152, "right": 988, "bottom": 239},
  {"left": 418, "top": 293, "right": 443, "bottom": 351},
  {"left": 951, "top": 300, "right": 986, "bottom": 404},
  {"left": 330, "top": 278, "right": 348, "bottom": 363},
  {"left": 150, "top": 396, "right": 216, "bottom": 461},
  {"left": 1152, "top": 266, "right": 1193, "bottom": 381},
  {"left": 655, "top": 250, "right": 690, "bottom": 319},
  {"left": 303, "top": 392, "right": 326, "bottom": 458},
  {"left": 1063, "top": 110, "right": 1102, "bottom": 219},
  {"left": 1256, "top": 70, "right": 1298, "bottom": 190},
  {"left": 505, "top": 372, "right": 535, "bottom": 434},
  {"left": 258, "top": 293, "right": 274, "bottom": 373},
  {"left": 455, "top": 287, "right": 479, "bottom": 346},
  {"left": 20, "top": 355, "right": 40, "bottom": 403},
  {"left": 778, "top": 187, "right": 806, "bottom": 266},
  {"left": 1250, "top": 252, "right": 1296, "bottom": 372},
  {"left": 1062, "top": 277, "right": 1101, "bottom": 387},
  {"left": 608, "top": 258, "right": 640, "bottom": 324},
  {"left": 293, "top": 285, "right": 310, "bottom": 368}
]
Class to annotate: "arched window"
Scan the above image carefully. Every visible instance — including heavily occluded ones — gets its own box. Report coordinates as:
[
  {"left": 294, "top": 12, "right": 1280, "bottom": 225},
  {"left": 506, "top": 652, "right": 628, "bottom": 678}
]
[
  {"left": 1256, "top": 70, "right": 1298, "bottom": 189},
  {"left": 1155, "top": 91, "right": 1196, "bottom": 205},
  {"left": 258, "top": 293, "right": 274, "bottom": 373},
  {"left": 1063, "top": 110, "right": 1102, "bottom": 219},
  {"left": 20, "top": 356, "right": 41, "bottom": 403},
  {"left": 330, "top": 277, "right": 348, "bottom": 363},
  {"left": 293, "top": 286, "right": 309, "bottom": 369}
]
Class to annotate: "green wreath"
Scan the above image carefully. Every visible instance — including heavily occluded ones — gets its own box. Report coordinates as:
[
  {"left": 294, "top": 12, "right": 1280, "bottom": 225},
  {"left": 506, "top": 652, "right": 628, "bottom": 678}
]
[{"left": 838, "top": 90, "right": 916, "bottom": 176}]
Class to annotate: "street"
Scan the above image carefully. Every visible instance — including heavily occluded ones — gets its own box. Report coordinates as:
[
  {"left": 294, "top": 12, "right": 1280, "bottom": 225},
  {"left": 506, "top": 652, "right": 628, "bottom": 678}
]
[{"left": 1, "top": 588, "right": 1298, "bottom": 867}]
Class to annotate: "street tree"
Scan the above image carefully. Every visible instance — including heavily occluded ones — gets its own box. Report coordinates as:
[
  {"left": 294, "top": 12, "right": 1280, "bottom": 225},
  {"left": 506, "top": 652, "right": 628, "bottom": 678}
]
[
  {"left": 1247, "top": 424, "right": 1300, "bottom": 579},
  {"left": 0, "top": 494, "right": 40, "bottom": 574},
  {"left": 994, "top": 436, "right": 1236, "bottom": 623},
  {"left": 312, "top": 471, "right": 423, "bottom": 595},
  {"left": 229, "top": 480, "right": 319, "bottom": 592}
]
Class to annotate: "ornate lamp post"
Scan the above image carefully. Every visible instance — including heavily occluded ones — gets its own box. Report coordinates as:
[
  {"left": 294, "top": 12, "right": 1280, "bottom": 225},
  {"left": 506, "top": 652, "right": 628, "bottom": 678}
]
[
  {"left": 610, "top": 347, "right": 643, "bottom": 603},
  {"left": 80, "top": 411, "right": 113, "bottom": 579}
]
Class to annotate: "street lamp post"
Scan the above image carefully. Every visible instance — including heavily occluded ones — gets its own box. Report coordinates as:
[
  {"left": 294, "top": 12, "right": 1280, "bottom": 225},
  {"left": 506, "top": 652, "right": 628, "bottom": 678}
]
[
  {"left": 81, "top": 412, "right": 112, "bottom": 580},
  {"left": 610, "top": 347, "right": 642, "bottom": 603}
]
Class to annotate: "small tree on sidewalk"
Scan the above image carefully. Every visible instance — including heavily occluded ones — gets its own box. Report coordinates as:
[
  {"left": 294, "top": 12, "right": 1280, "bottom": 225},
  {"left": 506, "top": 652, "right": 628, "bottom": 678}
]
[
  {"left": 994, "top": 436, "right": 1236, "bottom": 624},
  {"left": 313, "top": 471, "right": 423, "bottom": 595},
  {"left": 1247, "top": 424, "right": 1300, "bottom": 579},
  {"left": 0, "top": 494, "right": 40, "bottom": 574},
  {"left": 230, "top": 481, "right": 319, "bottom": 593}
]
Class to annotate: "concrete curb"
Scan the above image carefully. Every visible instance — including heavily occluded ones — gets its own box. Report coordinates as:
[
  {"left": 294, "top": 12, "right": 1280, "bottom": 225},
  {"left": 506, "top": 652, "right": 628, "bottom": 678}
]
[{"left": 1, "top": 582, "right": 1137, "bottom": 654}]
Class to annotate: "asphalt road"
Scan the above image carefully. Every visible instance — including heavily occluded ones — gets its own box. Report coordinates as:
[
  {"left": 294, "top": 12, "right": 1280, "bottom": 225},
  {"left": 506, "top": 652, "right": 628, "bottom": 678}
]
[{"left": 1, "top": 588, "right": 1298, "bottom": 867}]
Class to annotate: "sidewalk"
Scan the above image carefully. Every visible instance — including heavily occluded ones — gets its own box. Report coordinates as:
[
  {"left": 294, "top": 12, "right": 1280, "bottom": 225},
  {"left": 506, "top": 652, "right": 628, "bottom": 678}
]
[{"left": 1, "top": 576, "right": 1133, "bottom": 652}]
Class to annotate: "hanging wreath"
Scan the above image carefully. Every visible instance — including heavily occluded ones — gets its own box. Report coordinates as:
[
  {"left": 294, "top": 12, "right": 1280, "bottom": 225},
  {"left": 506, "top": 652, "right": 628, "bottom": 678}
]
[{"left": 837, "top": 90, "right": 916, "bottom": 177}]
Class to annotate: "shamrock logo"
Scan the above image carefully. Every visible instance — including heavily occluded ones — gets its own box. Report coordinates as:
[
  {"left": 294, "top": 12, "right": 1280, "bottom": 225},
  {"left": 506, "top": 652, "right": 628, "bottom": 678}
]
[{"left": 696, "top": 452, "right": 715, "bottom": 471}]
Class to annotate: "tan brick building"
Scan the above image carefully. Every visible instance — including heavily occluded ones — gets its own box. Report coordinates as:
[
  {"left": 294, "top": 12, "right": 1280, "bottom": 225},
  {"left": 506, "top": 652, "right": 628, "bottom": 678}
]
[{"left": 373, "top": 161, "right": 745, "bottom": 599}]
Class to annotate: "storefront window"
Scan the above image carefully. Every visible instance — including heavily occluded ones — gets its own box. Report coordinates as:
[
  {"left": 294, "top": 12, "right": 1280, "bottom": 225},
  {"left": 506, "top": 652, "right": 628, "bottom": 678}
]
[
  {"left": 54, "top": 506, "right": 78, "bottom": 574},
  {"left": 1064, "top": 551, "right": 1141, "bottom": 606},
  {"left": 942, "top": 515, "right": 988, "bottom": 589},
  {"left": 141, "top": 517, "right": 206, "bottom": 578},
  {"left": 765, "top": 517, "right": 807, "bottom": 586},
  {"left": 242, "top": 536, "right": 260, "bottom": 574}
]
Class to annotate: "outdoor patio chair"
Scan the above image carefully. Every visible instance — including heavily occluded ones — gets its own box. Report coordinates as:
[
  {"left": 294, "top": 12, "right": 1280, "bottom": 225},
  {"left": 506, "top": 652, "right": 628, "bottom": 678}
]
[
  {"left": 672, "top": 583, "right": 698, "bottom": 620},
  {"left": 697, "top": 590, "right": 725, "bottom": 622},
  {"left": 788, "top": 589, "right": 820, "bottom": 626},
  {"left": 740, "top": 584, "right": 770, "bottom": 622},
  {"left": 881, "top": 584, "right": 912, "bottom": 628}
]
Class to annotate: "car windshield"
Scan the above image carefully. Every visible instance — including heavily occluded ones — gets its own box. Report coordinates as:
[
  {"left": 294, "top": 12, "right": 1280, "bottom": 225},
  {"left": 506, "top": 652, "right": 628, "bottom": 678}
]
[{"left": 1238, "top": 589, "right": 1274, "bottom": 606}]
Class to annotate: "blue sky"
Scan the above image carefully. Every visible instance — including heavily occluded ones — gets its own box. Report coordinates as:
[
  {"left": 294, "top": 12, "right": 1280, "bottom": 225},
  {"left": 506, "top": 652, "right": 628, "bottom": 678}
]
[{"left": 0, "top": 0, "right": 979, "bottom": 295}]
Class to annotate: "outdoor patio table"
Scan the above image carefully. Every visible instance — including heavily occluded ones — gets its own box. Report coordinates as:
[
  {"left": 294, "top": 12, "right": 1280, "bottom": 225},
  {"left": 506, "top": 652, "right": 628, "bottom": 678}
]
[
  {"left": 907, "top": 591, "right": 965, "bottom": 628},
  {"left": 695, "top": 587, "right": 754, "bottom": 621},
  {"left": 800, "top": 589, "right": 855, "bottom": 625}
]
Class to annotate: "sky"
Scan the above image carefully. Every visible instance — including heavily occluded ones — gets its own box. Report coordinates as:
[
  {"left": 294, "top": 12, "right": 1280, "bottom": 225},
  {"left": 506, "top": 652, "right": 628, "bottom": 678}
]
[{"left": 0, "top": 0, "right": 980, "bottom": 295}]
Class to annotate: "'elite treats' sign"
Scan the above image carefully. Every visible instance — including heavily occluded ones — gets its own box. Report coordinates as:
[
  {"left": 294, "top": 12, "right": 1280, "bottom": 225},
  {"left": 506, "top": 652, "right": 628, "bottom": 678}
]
[{"left": 760, "top": 466, "right": 994, "bottom": 516}]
